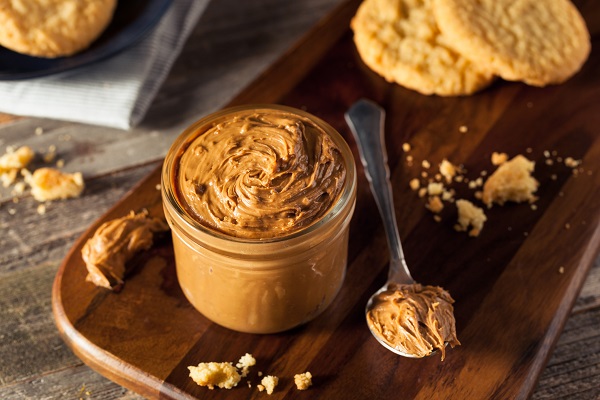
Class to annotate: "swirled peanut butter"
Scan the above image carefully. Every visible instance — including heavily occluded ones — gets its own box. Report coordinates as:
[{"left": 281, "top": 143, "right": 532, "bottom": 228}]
[
  {"left": 176, "top": 109, "right": 346, "bottom": 239},
  {"left": 366, "top": 283, "right": 460, "bottom": 360}
]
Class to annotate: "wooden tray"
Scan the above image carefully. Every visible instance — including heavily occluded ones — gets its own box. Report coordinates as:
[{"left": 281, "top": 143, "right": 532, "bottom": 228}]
[{"left": 53, "top": 0, "right": 600, "bottom": 398}]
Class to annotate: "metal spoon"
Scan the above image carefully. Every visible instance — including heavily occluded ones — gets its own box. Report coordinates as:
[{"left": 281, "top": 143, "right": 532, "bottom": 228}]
[{"left": 344, "top": 98, "right": 419, "bottom": 357}]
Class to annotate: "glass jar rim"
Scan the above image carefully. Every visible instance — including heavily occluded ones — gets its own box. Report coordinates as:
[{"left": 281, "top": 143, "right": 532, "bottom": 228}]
[{"left": 161, "top": 103, "right": 357, "bottom": 246}]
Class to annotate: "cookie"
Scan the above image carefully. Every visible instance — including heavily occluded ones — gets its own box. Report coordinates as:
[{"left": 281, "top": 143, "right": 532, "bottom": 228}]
[
  {"left": 350, "top": 0, "right": 494, "bottom": 96},
  {"left": 0, "top": 0, "right": 117, "bottom": 58},
  {"left": 433, "top": 0, "right": 591, "bottom": 86}
]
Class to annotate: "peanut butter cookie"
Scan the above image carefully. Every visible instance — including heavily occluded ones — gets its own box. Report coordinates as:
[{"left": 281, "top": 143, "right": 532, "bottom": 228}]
[
  {"left": 433, "top": 0, "right": 591, "bottom": 86},
  {"left": 350, "top": 0, "right": 494, "bottom": 96},
  {"left": 0, "top": 0, "right": 117, "bottom": 58}
]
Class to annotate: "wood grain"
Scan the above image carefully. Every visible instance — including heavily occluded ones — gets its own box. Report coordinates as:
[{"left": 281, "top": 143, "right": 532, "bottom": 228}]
[
  {"left": 50, "top": 0, "right": 600, "bottom": 399},
  {"left": 1, "top": 0, "right": 598, "bottom": 399}
]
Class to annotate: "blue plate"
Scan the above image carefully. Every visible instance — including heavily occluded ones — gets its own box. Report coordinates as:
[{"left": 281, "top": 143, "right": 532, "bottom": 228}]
[{"left": 0, "top": 0, "right": 171, "bottom": 80}]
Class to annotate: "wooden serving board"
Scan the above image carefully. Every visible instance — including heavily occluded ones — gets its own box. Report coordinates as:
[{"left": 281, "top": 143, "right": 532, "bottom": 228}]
[{"left": 53, "top": 0, "right": 600, "bottom": 398}]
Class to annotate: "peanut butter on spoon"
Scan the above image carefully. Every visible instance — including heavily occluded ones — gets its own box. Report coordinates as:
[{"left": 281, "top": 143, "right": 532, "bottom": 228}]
[
  {"left": 346, "top": 99, "right": 459, "bottom": 359},
  {"left": 366, "top": 283, "right": 460, "bottom": 360}
]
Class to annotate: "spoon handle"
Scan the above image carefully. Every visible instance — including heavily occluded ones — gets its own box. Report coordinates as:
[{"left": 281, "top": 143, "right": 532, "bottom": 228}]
[{"left": 345, "top": 99, "right": 414, "bottom": 284}]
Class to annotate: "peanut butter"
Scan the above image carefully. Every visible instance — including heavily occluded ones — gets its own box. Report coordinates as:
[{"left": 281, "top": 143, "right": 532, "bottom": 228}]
[
  {"left": 366, "top": 283, "right": 460, "bottom": 360},
  {"left": 162, "top": 105, "right": 357, "bottom": 333},
  {"left": 176, "top": 109, "right": 346, "bottom": 239},
  {"left": 82, "top": 210, "right": 169, "bottom": 290}
]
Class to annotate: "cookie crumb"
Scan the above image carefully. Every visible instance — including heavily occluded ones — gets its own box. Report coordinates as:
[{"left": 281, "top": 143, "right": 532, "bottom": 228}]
[
  {"left": 455, "top": 199, "right": 487, "bottom": 237},
  {"left": 558, "top": 266, "right": 565, "bottom": 274},
  {"left": 0, "top": 145, "right": 34, "bottom": 172},
  {"left": 482, "top": 155, "right": 538, "bottom": 207},
  {"left": 427, "top": 182, "right": 444, "bottom": 196},
  {"left": 402, "top": 143, "right": 411, "bottom": 152},
  {"left": 236, "top": 353, "right": 256, "bottom": 378},
  {"left": 409, "top": 178, "right": 420, "bottom": 191},
  {"left": 491, "top": 152, "right": 508, "bottom": 166},
  {"left": 442, "top": 189, "right": 455, "bottom": 201},
  {"left": 36, "top": 204, "right": 47, "bottom": 215},
  {"left": 422, "top": 160, "right": 431, "bottom": 169},
  {"left": 294, "top": 372, "right": 313, "bottom": 390},
  {"left": 26, "top": 167, "right": 84, "bottom": 202},
  {"left": 439, "top": 159, "right": 456, "bottom": 183},
  {"left": 458, "top": 125, "right": 468, "bottom": 133},
  {"left": 43, "top": 145, "right": 57, "bottom": 163},
  {"left": 11, "top": 181, "right": 26, "bottom": 196},
  {"left": 1, "top": 169, "right": 18, "bottom": 187},
  {"left": 564, "top": 157, "right": 581, "bottom": 168},
  {"left": 426, "top": 195, "right": 444, "bottom": 213},
  {"left": 257, "top": 376, "right": 278, "bottom": 395},
  {"left": 188, "top": 362, "right": 241, "bottom": 390}
]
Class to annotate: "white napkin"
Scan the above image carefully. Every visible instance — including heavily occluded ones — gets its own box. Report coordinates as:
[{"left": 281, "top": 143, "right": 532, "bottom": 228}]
[{"left": 0, "top": 0, "right": 210, "bottom": 130}]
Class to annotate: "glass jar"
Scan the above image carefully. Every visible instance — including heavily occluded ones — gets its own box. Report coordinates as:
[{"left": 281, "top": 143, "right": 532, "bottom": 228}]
[{"left": 161, "top": 104, "right": 357, "bottom": 334}]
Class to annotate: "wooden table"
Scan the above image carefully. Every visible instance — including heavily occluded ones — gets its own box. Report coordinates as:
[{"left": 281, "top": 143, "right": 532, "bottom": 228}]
[{"left": 1, "top": 0, "right": 599, "bottom": 398}]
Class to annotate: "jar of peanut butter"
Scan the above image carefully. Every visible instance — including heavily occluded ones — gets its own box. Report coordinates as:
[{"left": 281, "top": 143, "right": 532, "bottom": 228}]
[{"left": 162, "top": 105, "right": 356, "bottom": 333}]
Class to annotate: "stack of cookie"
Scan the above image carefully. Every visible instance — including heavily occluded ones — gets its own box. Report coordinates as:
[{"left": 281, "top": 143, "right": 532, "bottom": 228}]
[
  {"left": 351, "top": 0, "right": 591, "bottom": 96},
  {"left": 0, "top": 0, "right": 117, "bottom": 58}
]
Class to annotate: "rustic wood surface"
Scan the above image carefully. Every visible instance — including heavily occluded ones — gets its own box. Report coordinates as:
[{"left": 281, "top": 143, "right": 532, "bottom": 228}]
[{"left": 1, "top": 0, "right": 599, "bottom": 399}]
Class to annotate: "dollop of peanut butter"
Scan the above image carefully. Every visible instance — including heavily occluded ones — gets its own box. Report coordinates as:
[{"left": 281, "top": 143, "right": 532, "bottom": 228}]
[
  {"left": 366, "top": 283, "right": 460, "bottom": 360},
  {"left": 82, "top": 210, "right": 169, "bottom": 290},
  {"left": 176, "top": 110, "right": 346, "bottom": 239}
]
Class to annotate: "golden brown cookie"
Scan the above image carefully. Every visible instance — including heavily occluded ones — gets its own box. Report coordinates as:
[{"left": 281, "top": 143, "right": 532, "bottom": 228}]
[
  {"left": 350, "top": 0, "right": 494, "bottom": 96},
  {"left": 433, "top": 0, "right": 591, "bottom": 86},
  {"left": 0, "top": 0, "right": 117, "bottom": 58}
]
